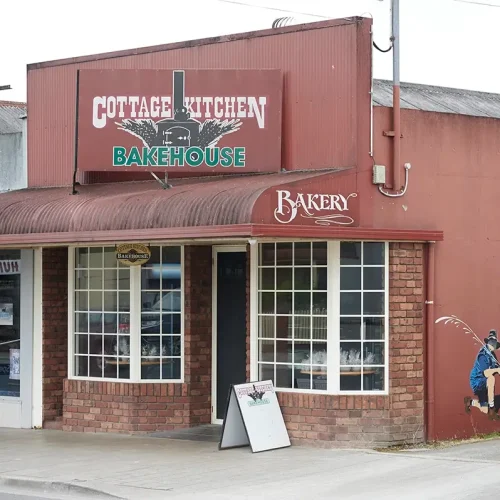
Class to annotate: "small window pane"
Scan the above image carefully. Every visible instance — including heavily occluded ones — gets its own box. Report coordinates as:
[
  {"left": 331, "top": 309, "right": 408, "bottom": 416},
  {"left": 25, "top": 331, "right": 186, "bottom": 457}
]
[
  {"left": 103, "top": 314, "right": 117, "bottom": 334},
  {"left": 162, "top": 336, "right": 181, "bottom": 357},
  {"left": 294, "top": 316, "right": 310, "bottom": 340},
  {"left": 276, "top": 364, "right": 293, "bottom": 388},
  {"left": 312, "top": 343, "right": 327, "bottom": 365},
  {"left": 142, "top": 336, "right": 161, "bottom": 357},
  {"left": 340, "top": 292, "right": 361, "bottom": 315},
  {"left": 148, "top": 246, "right": 161, "bottom": 266},
  {"left": 75, "top": 292, "right": 88, "bottom": 312},
  {"left": 103, "top": 291, "right": 117, "bottom": 312},
  {"left": 118, "top": 269, "right": 130, "bottom": 290},
  {"left": 276, "top": 268, "right": 292, "bottom": 290},
  {"left": 260, "top": 293, "right": 275, "bottom": 314},
  {"left": 340, "top": 267, "right": 361, "bottom": 290},
  {"left": 312, "top": 268, "right": 327, "bottom": 290},
  {"left": 162, "top": 314, "right": 181, "bottom": 334},
  {"left": 312, "top": 292, "right": 327, "bottom": 314},
  {"left": 340, "top": 369, "right": 361, "bottom": 391},
  {"left": 259, "top": 340, "right": 274, "bottom": 362},
  {"left": 75, "top": 313, "right": 88, "bottom": 333},
  {"left": 363, "top": 342, "right": 385, "bottom": 365},
  {"left": 294, "top": 341, "right": 310, "bottom": 364},
  {"left": 276, "top": 243, "right": 293, "bottom": 266},
  {"left": 89, "top": 248, "right": 103, "bottom": 268},
  {"left": 340, "top": 317, "right": 361, "bottom": 340},
  {"left": 276, "top": 316, "right": 292, "bottom": 339},
  {"left": 119, "top": 292, "right": 130, "bottom": 312},
  {"left": 259, "top": 363, "right": 274, "bottom": 382},
  {"left": 363, "top": 242, "right": 385, "bottom": 265},
  {"left": 363, "top": 292, "right": 384, "bottom": 315},
  {"left": 363, "top": 367, "right": 384, "bottom": 391},
  {"left": 162, "top": 246, "right": 181, "bottom": 265},
  {"left": 162, "top": 291, "right": 181, "bottom": 313},
  {"left": 364, "top": 318, "right": 385, "bottom": 340},
  {"left": 141, "top": 358, "right": 160, "bottom": 379},
  {"left": 340, "top": 242, "right": 361, "bottom": 265},
  {"left": 260, "top": 268, "right": 274, "bottom": 290},
  {"left": 312, "top": 317, "right": 327, "bottom": 340},
  {"left": 75, "top": 356, "right": 88, "bottom": 377},
  {"left": 75, "top": 270, "right": 88, "bottom": 290},
  {"left": 89, "top": 291, "right": 102, "bottom": 312},
  {"left": 294, "top": 292, "right": 310, "bottom": 314},
  {"left": 260, "top": 243, "right": 275, "bottom": 266},
  {"left": 89, "top": 313, "right": 102, "bottom": 333},
  {"left": 103, "top": 269, "right": 117, "bottom": 290},
  {"left": 276, "top": 341, "right": 293, "bottom": 362},
  {"left": 89, "top": 270, "right": 102, "bottom": 290},
  {"left": 89, "top": 335, "right": 103, "bottom": 354},
  {"left": 363, "top": 267, "right": 384, "bottom": 290},
  {"left": 76, "top": 248, "right": 89, "bottom": 268},
  {"left": 276, "top": 293, "right": 292, "bottom": 315},
  {"left": 340, "top": 342, "right": 361, "bottom": 366},
  {"left": 294, "top": 242, "right": 311, "bottom": 266},
  {"left": 162, "top": 359, "right": 181, "bottom": 380},
  {"left": 294, "top": 268, "right": 311, "bottom": 290},
  {"left": 103, "top": 248, "right": 116, "bottom": 268},
  {"left": 75, "top": 335, "right": 88, "bottom": 354},
  {"left": 117, "top": 336, "right": 130, "bottom": 357},
  {"left": 103, "top": 336, "right": 117, "bottom": 356},
  {"left": 313, "top": 242, "right": 327, "bottom": 266},
  {"left": 259, "top": 316, "right": 274, "bottom": 338},
  {"left": 89, "top": 357, "right": 102, "bottom": 377}
]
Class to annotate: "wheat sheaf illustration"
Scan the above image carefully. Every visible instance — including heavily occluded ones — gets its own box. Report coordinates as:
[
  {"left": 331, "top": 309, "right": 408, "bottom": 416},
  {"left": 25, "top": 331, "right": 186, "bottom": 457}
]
[{"left": 116, "top": 117, "right": 242, "bottom": 149}]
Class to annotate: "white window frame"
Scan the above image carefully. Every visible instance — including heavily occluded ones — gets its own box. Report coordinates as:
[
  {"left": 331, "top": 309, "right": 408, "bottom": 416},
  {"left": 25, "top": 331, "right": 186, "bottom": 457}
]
[
  {"left": 251, "top": 240, "right": 389, "bottom": 396},
  {"left": 68, "top": 245, "right": 184, "bottom": 383}
]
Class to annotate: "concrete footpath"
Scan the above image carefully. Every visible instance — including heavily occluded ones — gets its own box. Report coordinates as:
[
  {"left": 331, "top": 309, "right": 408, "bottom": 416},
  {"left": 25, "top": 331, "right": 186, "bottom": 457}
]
[{"left": 0, "top": 429, "right": 499, "bottom": 500}]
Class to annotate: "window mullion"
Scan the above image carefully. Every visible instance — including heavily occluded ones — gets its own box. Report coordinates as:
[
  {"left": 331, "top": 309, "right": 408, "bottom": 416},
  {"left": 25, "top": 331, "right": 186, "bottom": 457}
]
[
  {"left": 129, "top": 265, "right": 141, "bottom": 382},
  {"left": 328, "top": 241, "right": 340, "bottom": 394}
]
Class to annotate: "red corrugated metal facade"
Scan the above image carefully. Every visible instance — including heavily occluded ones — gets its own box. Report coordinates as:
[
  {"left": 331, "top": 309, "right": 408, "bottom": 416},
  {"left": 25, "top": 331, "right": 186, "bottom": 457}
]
[{"left": 27, "top": 18, "right": 372, "bottom": 187}]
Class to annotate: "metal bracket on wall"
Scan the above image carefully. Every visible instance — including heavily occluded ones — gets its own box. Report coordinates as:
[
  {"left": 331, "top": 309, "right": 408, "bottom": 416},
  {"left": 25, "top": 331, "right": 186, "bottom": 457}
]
[{"left": 383, "top": 131, "right": 404, "bottom": 138}]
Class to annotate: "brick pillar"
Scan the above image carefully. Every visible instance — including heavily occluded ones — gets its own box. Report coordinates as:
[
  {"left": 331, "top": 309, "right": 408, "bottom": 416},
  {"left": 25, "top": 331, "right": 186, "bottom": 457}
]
[
  {"left": 42, "top": 247, "right": 68, "bottom": 426},
  {"left": 388, "top": 242, "right": 425, "bottom": 444},
  {"left": 184, "top": 246, "right": 212, "bottom": 425}
]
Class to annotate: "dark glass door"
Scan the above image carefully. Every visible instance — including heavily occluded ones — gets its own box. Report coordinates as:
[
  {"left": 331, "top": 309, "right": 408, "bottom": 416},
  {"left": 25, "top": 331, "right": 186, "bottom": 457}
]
[{"left": 216, "top": 252, "right": 247, "bottom": 420}]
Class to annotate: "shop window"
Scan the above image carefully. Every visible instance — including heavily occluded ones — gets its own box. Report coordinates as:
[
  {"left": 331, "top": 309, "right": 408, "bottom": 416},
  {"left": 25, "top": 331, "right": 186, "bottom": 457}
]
[
  {"left": 339, "top": 242, "right": 386, "bottom": 392},
  {"left": 0, "top": 250, "right": 21, "bottom": 397},
  {"left": 256, "top": 241, "right": 387, "bottom": 394},
  {"left": 71, "top": 246, "right": 183, "bottom": 382}
]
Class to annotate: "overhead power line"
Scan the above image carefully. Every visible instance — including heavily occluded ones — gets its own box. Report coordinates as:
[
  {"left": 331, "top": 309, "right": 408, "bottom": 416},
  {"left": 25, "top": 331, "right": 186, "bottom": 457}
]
[
  {"left": 216, "top": 0, "right": 330, "bottom": 19},
  {"left": 454, "top": 0, "right": 500, "bottom": 6}
]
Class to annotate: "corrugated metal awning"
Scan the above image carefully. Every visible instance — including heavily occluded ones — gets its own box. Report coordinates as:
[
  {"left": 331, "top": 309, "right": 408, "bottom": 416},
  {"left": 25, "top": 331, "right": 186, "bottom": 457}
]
[{"left": 0, "top": 171, "right": 443, "bottom": 245}]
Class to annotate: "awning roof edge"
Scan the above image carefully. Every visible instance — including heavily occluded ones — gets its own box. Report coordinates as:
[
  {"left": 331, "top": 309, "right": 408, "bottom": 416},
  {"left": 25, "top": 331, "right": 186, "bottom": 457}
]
[{"left": 0, "top": 224, "right": 444, "bottom": 247}]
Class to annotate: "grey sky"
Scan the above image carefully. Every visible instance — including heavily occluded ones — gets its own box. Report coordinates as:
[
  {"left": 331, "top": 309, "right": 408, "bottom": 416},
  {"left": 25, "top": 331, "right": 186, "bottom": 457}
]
[{"left": 2, "top": 0, "right": 500, "bottom": 102}]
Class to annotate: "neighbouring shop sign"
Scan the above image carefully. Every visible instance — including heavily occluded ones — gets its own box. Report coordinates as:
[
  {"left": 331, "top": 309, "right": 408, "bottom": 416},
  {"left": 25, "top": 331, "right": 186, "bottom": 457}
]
[
  {"left": 0, "top": 260, "right": 20, "bottom": 275},
  {"left": 274, "top": 189, "right": 359, "bottom": 226},
  {"left": 77, "top": 69, "right": 282, "bottom": 174},
  {"left": 115, "top": 244, "right": 151, "bottom": 266},
  {"left": 219, "top": 380, "right": 291, "bottom": 453}
]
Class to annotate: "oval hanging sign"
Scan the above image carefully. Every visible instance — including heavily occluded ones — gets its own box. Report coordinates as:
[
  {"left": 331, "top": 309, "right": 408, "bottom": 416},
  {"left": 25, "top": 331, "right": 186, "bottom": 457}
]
[{"left": 115, "top": 243, "right": 151, "bottom": 266}]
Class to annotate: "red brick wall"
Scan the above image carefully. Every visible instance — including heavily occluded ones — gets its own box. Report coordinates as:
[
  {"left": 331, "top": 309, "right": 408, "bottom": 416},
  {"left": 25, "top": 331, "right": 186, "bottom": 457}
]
[
  {"left": 62, "top": 245, "right": 213, "bottom": 433},
  {"left": 42, "top": 247, "right": 68, "bottom": 425},
  {"left": 278, "top": 242, "right": 425, "bottom": 448}
]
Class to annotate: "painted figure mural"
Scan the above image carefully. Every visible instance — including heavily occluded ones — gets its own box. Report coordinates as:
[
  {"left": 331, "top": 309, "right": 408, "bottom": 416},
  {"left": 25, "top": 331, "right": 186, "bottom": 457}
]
[
  {"left": 465, "top": 330, "right": 500, "bottom": 420},
  {"left": 436, "top": 316, "right": 500, "bottom": 421}
]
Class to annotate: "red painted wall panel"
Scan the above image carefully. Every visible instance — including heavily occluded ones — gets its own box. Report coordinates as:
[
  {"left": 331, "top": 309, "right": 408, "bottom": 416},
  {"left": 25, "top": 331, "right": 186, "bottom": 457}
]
[
  {"left": 27, "top": 18, "right": 372, "bottom": 187},
  {"left": 369, "top": 106, "right": 500, "bottom": 440}
]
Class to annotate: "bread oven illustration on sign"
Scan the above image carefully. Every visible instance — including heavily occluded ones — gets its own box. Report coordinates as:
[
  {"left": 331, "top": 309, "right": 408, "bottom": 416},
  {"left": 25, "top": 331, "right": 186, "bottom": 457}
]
[{"left": 116, "top": 70, "right": 242, "bottom": 149}]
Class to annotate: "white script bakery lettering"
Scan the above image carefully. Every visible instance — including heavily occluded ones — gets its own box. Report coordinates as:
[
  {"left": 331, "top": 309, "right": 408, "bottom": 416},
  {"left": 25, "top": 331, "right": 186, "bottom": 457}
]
[{"left": 274, "top": 190, "right": 358, "bottom": 225}]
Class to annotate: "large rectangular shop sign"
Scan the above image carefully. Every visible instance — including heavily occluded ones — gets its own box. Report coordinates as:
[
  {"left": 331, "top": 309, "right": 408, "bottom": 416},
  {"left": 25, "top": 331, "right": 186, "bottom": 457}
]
[{"left": 76, "top": 69, "right": 282, "bottom": 174}]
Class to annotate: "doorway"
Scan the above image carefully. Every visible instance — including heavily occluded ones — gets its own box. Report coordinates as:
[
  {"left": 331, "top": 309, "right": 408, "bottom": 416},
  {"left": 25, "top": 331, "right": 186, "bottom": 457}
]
[{"left": 212, "top": 247, "right": 247, "bottom": 423}]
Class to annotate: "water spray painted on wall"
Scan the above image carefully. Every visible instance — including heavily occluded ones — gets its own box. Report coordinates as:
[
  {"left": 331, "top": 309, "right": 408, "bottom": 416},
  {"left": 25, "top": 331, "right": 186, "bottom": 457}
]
[{"left": 436, "top": 315, "right": 500, "bottom": 421}]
